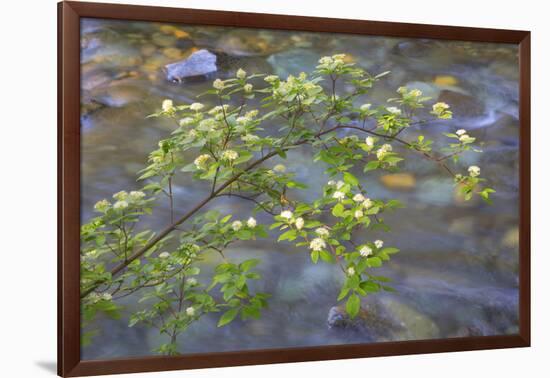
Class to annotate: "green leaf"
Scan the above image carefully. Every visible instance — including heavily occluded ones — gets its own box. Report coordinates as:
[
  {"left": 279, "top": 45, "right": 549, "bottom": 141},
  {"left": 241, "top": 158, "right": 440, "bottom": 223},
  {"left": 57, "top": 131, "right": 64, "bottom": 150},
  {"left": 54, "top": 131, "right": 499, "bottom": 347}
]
[
  {"left": 381, "top": 285, "right": 396, "bottom": 292},
  {"left": 364, "top": 161, "right": 380, "bottom": 172},
  {"left": 286, "top": 181, "right": 308, "bottom": 189},
  {"left": 337, "top": 287, "right": 350, "bottom": 301},
  {"left": 234, "top": 151, "right": 253, "bottom": 165},
  {"left": 187, "top": 267, "right": 200, "bottom": 275},
  {"left": 332, "top": 203, "right": 345, "bottom": 217},
  {"left": 380, "top": 247, "right": 399, "bottom": 255},
  {"left": 278, "top": 229, "right": 297, "bottom": 242},
  {"left": 346, "top": 293, "right": 360, "bottom": 319},
  {"left": 239, "top": 259, "right": 260, "bottom": 272},
  {"left": 269, "top": 222, "right": 283, "bottom": 230},
  {"left": 384, "top": 156, "right": 404, "bottom": 165},
  {"left": 343, "top": 172, "right": 359, "bottom": 186},
  {"left": 310, "top": 250, "right": 319, "bottom": 264},
  {"left": 367, "top": 257, "right": 383, "bottom": 267},
  {"left": 236, "top": 229, "right": 253, "bottom": 240},
  {"left": 319, "top": 250, "right": 335, "bottom": 263},
  {"left": 360, "top": 280, "right": 380, "bottom": 293},
  {"left": 217, "top": 308, "right": 239, "bottom": 327},
  {"left": 180, "top": 163, "right": 197, "bottom": 172}
]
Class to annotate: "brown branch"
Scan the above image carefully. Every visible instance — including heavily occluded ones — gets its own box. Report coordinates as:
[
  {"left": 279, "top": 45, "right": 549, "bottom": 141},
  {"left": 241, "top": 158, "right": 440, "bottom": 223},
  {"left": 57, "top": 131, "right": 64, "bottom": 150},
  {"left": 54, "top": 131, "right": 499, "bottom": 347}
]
[
  {"left": 81, "top": 122, "right": 452, "bottom": 298},
  {"left": 217, "top": 192, "right": 276, "bottom": 215},
  {"left": 335, "top": 124, "right": 456, "bottom": 177}
]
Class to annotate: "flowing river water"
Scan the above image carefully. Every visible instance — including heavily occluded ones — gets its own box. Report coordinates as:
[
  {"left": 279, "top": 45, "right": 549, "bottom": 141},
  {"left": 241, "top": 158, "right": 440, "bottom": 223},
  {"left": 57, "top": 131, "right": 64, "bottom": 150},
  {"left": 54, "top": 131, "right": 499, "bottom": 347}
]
[{"left": 80, "top": 18, "right": 520, "bottom": 359}]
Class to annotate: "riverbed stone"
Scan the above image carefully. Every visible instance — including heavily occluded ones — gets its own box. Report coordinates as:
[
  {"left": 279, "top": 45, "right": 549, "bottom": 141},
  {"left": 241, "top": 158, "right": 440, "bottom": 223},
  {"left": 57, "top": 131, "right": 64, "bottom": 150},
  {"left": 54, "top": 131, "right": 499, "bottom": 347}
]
[
  {"left": 164, "top": 49, "right": 218, "bottom": 82},
  {"left": 380, "top": 173, "right": 416, "bottom": 191},
  {"left": 215, "top": 29, "right": 290, "bottom": 56},
  {"left": 392, "top": 39, "right": 434, "bottom": 58},
  {"left": 151, "top": 32, "right": 177, "bottom": 47},
  {"left": 438, "top": 90, "right": 485, "bottom": 117},
  {"left": 433, "top": 75, "right": 458, "bottom": 86},
  {"left": 267, "top": 49, "right": 320, "bottom": 77},
  {"left": 327, "top": 295, "right": 440, "bottom": 341}
]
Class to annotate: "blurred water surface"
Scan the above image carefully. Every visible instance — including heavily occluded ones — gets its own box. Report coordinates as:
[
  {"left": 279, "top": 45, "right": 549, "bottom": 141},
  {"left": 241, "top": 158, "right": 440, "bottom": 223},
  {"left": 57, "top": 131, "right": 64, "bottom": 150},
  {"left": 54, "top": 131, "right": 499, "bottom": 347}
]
[{"left": 80, "top": 18, "right": 520, "bottom": 359}]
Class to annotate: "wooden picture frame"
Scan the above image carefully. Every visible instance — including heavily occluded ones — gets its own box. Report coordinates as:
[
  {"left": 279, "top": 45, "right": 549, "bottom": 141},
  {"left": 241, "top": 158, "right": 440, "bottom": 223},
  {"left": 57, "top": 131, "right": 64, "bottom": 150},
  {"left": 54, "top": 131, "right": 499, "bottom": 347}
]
[{"left": 58, "top": 1, "right": 531, "bottom": 376}]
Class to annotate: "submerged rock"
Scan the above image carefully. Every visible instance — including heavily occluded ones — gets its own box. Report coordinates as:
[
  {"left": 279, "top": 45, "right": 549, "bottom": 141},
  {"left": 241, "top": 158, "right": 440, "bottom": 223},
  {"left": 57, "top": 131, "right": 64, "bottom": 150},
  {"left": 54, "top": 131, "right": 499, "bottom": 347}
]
[
  {"left": 380, "top": 173, "right": 416, "bottom": 191},
  {"left": 392, "top": 39, "right": 435, "bottom": 58},
  {"left": 438, "top": 90, "right": 485, "bottom": 117},
  {"left": 327, "top": 296, "right": 440, "bottom": 341},
  {"left": 215, "top": 29, "right": 291, "bottom": 57},
  {"left": 267, "top": 49, "right": 320, "bottom": 78}
]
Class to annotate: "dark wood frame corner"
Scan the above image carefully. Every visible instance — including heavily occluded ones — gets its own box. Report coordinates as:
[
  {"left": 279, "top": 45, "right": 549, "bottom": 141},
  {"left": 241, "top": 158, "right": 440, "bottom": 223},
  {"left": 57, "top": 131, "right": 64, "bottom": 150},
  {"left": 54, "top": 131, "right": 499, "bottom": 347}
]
[{"left": 58, "top": 1, "right": 531, "bottom": 376}]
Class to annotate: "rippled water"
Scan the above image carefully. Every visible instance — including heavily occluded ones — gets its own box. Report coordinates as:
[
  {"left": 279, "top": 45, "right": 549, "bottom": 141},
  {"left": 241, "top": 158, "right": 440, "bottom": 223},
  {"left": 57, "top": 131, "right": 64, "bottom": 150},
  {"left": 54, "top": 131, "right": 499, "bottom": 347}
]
[{"left": 80, "top": 18, "right": 520, "bottom": 360}]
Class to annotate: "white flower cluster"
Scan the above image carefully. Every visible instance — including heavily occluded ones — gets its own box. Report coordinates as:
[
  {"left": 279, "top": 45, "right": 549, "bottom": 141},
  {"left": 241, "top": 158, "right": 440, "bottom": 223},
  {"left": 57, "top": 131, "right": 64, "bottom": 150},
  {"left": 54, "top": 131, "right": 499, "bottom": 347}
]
[
  {"left": 295, "top": 217, "right": 304, "bottom": 230},
  {"left": 236, "top": 68, "right": 247, "bottom": 79},
  {"left": 94, "top": 199, "right": 111, "bottom": 213},
  {"left": 162, "top": 99, "right": 174, "bottom": 112},
  {"left": 332, "top": 191, "right": 346, "bottom": 200},
  {"left": 376, "top": 144, "right": 393, "bottom": 160},
  {"left": 129, "top": 191, "right": 145, "bottom": 201},
  {"left": 213, "top": 79, "right": 225, "bottom": 90},
  {"left": 374, "top": 240, "right": 384, "bottom": 248},
  {"left": 360, "top": 103, "right": 372, "bottom": 112},
  {"left": 431, "top": 102, "right": 452, "bottom": 119},
  {"left": 317, "top": 54, "right": 347, "bottom": 71},
  {"left": 247, "top": 217, "right": 257, "bottom": 228},
  {"left": 197, "top": 118, "right": 217, "bottom": 132},
  {"left": 179, "top": 117, "right": 195, "bottom": 127},
  {"left": 88, "top": 292, "right": 113, "bottom": 303},
  {"left": 241, "top": 134, "right": 260, "bottom": 143},
  {"left": 468, "top": 165, "right": 481, "bottom": 177},
  {"left": 386, "top": 106, "right": 402, "bottom": 116},
  {"left": 185, "top": 307, "right": 195, "bottom": 316},
  {"left": 273, "top": 164, "right": 286, "bottom": 173},
  {"left": 353, "top": 193, "right": 365, "bottom": 202},
  {"left": 280, "top": 210, "right": 293, "bottom": 220},
  {"left": 208, "top": 104, "right": 229, "bottom": 115},
  {"left": 113, "top": 190, "right": 128, "bottom": 201},
  {"left": 309, "top": 237, "right": 326, "bottom": 251},
  {"left": 194, "top": 154, "right": 211, "bottom": 170},
  {"left": 359, "top": 245, "right": 372, "bottom": 257},
  {"left": 327, "top": 180, "right": 345, "bottom": 189},
  {"left": 232, "top": 217, "right": 257, "bottom": 231},
  {"left": 189, "top": 102, "right": 204, "bottom": 112},
  {"left": 271, "top": 72, "right": 322, "bottom": 104},
  {"left": 232, "top": 220, "right": 243, "bottom": 231},
  {"left": 221, "top": 150, "right": 239, "bottom": 161},
  {"left": 243, "top": 83, "right": 253, "bottom": 93},
  {"left": 236, "top": 116, "right": 250, "bottom": 125},
  {"left": 315, "top": 227, "right": 330, "bottom": 238},
  {"left": 456, "top": 129, "right": 476, "bottom": 144},
  {"left": 101, "top": 190, "right": 146, "bottom": 212},
  {"left": 264, "top": 75, "right": 279, "bottom": 83},
  {"left": 362, "top": 198, "right": 373, "bottom": 209},
  {"left": 365, "top": 136, "right": 375, "bottom": 149},
  {"left": 397, "top": 86, "right": 422, "bottom": 98}
]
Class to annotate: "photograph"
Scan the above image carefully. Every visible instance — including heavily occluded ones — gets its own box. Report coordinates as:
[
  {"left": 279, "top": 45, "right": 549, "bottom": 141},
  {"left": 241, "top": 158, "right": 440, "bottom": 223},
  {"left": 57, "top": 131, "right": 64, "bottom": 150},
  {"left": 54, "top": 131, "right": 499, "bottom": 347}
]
[{"left": 79, "top": 16, "right": 521, "bottom": 360}]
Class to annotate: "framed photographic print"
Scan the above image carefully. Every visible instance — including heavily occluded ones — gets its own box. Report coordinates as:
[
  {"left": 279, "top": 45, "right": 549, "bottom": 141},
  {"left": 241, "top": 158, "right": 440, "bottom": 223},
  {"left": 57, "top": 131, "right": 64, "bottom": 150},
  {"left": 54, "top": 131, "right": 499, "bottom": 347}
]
[{"left": 58, "top": 1, "right": 531, "bottom": 376}]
